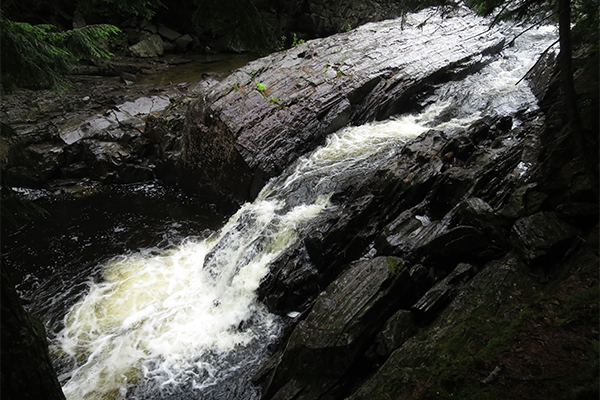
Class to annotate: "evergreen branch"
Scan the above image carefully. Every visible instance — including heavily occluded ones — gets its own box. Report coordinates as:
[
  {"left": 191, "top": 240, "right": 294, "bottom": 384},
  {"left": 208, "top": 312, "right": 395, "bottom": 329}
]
[{"left": 0, "top": 15, "right": 121, "bottom": 92}]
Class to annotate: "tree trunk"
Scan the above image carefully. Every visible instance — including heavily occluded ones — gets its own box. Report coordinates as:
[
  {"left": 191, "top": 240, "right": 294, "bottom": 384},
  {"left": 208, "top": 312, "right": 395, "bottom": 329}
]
[{"left": 558, "top": 0, "right": 599, "bottom": 198}]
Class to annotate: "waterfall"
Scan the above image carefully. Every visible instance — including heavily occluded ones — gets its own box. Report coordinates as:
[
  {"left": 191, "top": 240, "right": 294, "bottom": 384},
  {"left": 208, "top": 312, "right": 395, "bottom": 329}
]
[{"left": 48, "top": 15, "right": 557, "bottom": 400}]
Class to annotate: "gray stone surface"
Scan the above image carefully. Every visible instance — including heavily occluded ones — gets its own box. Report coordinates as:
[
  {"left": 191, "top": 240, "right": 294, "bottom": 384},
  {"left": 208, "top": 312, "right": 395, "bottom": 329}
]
[
  {"left": 129, "top": 34, "right": 165, "bottom": 58},
  {"left": 263, "top": 256, "right": 417, "bottom": 398},
  {"left": 180, "top": 7, "right": 505, "bottom": 201},
  {"left": 158, "top": 26, "right": 182, "bottom": 41}
]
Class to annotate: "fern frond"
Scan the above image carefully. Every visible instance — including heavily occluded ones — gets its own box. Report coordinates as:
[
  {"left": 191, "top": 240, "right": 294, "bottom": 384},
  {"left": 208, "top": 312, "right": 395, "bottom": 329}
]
[
  {"left": 0, "top": 15, "right": 121, "bottom": 92},
  {"left": 49, "top": 24, "right": 122, "bottom": 60}
]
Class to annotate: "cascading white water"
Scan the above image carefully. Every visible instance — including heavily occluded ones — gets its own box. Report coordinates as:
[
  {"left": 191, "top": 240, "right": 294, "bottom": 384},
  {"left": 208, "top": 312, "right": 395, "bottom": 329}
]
[
  {"left": 54, "top": 196, "right": 330, "bottom": 399},
  {"left": 50, "top": 13, "right": 557, "bottom": 400}
]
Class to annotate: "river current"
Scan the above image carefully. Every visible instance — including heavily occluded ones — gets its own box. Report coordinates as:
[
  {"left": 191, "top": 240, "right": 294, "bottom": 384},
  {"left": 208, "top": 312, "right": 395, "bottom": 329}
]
[{"left": 5, "top": 9, "right": 557, "bottom": 400}]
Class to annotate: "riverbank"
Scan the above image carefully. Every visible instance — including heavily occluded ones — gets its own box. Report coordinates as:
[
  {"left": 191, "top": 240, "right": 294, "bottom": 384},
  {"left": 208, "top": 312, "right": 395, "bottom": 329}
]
[
  {"left": 1, "top": 5, "right": 598, "bottom": 400},
  {"left": 0, "top": 52, "right": 259, "bottom": 200}
]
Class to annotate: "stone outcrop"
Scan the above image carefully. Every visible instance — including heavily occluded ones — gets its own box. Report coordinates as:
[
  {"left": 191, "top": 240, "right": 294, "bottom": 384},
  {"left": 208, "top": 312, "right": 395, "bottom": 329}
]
[
  {"left": 252, "top": 28, "right": 599, "bottom": 398},
  {"left": 0, "top": 83, "right": 201, "bottom": 194},
  {"left": 260, "top": 256, "right": 421, "bottom": 399},
  {"left": 2, "top": 8, "right": 506, "bottom": 204},
  {"left": 1, "top": 262, "right": 66, "bottom": 400},
  {"left": 179, "top": 8, "right": 505, "bottom": 202},
  {"left": 2, "top": 5, "right": 597, "bottom": 399}
]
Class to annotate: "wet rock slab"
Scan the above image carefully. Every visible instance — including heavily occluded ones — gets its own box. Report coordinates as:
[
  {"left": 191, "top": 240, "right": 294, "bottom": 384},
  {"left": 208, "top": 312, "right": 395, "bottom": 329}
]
[
  {"left": 180, "top": 7, "right": 505, "bottom": 201},
  {"left": 260, "top": 256, "right": 421, "bottom": 399}
]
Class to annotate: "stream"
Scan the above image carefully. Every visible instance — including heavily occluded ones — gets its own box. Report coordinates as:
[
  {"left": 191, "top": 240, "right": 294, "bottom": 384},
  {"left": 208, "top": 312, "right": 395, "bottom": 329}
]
[{"left": 2, "top": 10, "right": 558, "bottom": 400}]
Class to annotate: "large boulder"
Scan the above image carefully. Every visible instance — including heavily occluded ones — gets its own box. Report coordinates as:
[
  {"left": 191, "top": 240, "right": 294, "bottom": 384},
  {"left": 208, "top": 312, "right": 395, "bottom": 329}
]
[
  {"left": 180, "top": 7, "right": 505, "bottom": 202},
  {"left": 128, "top": 34, "right": 165, "bottom": 58},
  {"left": 259, "top": 256, "right": 423, "bottom": 399},
  {"left": 1, "top": 263, "right": 66, "bottom": 400}
]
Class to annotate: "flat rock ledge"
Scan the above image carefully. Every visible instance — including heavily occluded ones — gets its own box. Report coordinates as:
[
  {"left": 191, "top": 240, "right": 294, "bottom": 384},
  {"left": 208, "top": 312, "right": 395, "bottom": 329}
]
[{"left": 179, "top": 7, "right": 505, "bottom": 202}]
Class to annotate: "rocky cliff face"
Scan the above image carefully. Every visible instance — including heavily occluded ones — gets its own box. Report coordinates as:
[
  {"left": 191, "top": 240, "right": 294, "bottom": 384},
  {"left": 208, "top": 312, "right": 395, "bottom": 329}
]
[{"left": 252, "top": 108, "right": 598, "bottom": 399}]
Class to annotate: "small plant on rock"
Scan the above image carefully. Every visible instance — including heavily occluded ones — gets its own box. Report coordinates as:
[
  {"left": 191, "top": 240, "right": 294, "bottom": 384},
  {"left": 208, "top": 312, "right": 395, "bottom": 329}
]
[{"left": 255, "top": 82, "right": 268, "bottom": 97}]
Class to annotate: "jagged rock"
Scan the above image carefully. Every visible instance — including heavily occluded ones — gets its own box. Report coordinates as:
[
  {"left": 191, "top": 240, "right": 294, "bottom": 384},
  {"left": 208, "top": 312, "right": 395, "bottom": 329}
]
[
  {"left": 260, "top": 118, "right": 539, "bottom": 316},
  {"left": 59, "top": 161, "right": 89, "bottom": 179},
  {"left": 158, "top": 26, "right": 182, "bottom": 41},
  {"left": 258, "top": 244, "right": 320, "bottom": 314},
  {"left": 120, "top": 72, "right": 137, "bottom": 84},
  {"left": 378, "top": 197, "right": 508, "bottom": 266},
  {"left": 510, "top": 211, "right": 580, "bottom": 263},
  {"left": 411, "top": 262, "right": 477, "bottom": 321},
  {"left": 129, "top": 34, "right": 165, "bottom": 58},
  {"left": 140, "top": 19, "right": 158, "bottom": 34},
  {"left": 368, "top": 309, "right": 416, "bottom": 358},
  {"left": 555, "top": 202, "right": 600, "bottom": 225},
  {"left": 174, "top": 34, "right": 193, "bottom": 51},
  {"left": 345, "top": 256, "right": 530, "bottom": 400},
  {"left": 261, "top": 257, "right": 421, "bottom": 399},
  {"left": 180, "top": 8, "right": 505, "bottom": 201},
  {"left": 501, "top": 183, "right": 548, "bottom": 218},
  {"left": 525, "top": 48, "right": 557, "bottom": 102},
  {"left": 450, "top": 197, "right": 510, "bottom": 248},
  {"left": 162, "top": 41, "right": 176, "bottom": 53},
  {"left": 26, "top": 142, "right": 67, "bottom": 179}
]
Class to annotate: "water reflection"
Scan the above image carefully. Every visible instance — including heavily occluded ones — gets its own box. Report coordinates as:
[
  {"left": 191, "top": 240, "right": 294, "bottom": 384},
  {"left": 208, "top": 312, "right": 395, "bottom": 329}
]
[{"left": 136, "top": 53, "right": 261, "bottom": 86}]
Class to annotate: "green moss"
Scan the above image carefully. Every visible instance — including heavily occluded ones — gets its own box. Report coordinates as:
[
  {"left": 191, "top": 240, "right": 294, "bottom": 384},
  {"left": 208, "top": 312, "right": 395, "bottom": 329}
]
[
  {"left": 479, "top": 307, "right": 533, "bottom": 358},
  {"left": 558, "top": 285, "right": 600, "bottom": 326},
  {"left": 386, "top": 257, "right": 405, "bottom": 276},
  {"left": 409, "top": 304, "right": 537, "bottom": 399}
]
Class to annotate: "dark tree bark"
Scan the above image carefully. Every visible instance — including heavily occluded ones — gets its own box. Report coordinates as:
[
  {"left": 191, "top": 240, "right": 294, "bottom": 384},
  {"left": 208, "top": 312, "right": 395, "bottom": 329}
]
[
  {"left": 558, "top": 0, "right": 578, "bottom": 124},
  {"left": 558, "top": 0, "right": 599, "bottom": 198}
]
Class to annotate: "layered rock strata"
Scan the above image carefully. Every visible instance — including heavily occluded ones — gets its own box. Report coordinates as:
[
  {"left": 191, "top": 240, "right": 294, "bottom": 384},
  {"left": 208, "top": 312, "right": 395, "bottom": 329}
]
[{"left": 179, "top": 8, "right": 505, "bottom": 201}]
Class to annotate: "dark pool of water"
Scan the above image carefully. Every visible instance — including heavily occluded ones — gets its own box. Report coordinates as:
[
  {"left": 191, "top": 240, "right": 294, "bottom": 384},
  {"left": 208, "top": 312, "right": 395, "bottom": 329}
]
[{"left": 1, "top": 182, "right": 227, "bottom": 332}]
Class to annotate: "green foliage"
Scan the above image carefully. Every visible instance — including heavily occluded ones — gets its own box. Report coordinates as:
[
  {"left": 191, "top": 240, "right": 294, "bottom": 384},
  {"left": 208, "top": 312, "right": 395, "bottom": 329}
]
[
  {"left": 0, "top": 15, "right": 121, "bottom": 92},
  {"left": 76, "top": 0, "right": 165, "bottom": 20},
  {"left": 268, "top": 97, "right": 283, "bottom": 104},
  {"left": 278, "top": 35, "right": 287, "bottom": 51},
  {"left": 193, "top": 0, "right": 278, "bottom": 52},
  {"left": 49, "top": 24, "right": 121, "bottom": 60},
  {"left": 277, "top": 33, "right": 305, "bottom": 51},
  {"left": 291, "top": 33, "right": 305, "bottom": 47},
  {"left": 255, "top": 82, "right": 267, "bottom": 96},
  {"left": 1, "top": 17, "right": 71, "bottom": 92}
]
